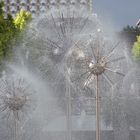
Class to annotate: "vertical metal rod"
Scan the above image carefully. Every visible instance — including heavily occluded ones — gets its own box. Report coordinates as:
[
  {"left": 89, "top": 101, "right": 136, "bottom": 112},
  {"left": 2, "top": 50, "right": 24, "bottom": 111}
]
[
  {"left": 66, "top": 80, "right": 72, "bottom": 140},
  {"left": 96, "top": 75, "right": 101, "bottom": 140},
  {"left": 13, "top": 120, "right": 17, "bottom": 140}
]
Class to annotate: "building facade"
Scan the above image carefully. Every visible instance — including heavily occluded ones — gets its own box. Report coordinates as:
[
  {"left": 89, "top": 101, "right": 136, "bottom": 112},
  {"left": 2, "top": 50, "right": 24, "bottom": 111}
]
[{"left": 3, "top": 0, "right": 92, "bottom": 18}]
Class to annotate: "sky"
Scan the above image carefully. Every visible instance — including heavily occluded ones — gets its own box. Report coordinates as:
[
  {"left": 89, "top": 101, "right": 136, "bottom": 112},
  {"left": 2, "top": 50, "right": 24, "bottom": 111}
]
[{"left": 94, "top": 0, "right": 140, "bottom": 31}]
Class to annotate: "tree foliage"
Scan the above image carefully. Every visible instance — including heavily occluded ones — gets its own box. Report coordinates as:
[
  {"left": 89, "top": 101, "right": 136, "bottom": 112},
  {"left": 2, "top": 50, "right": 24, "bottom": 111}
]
[
  {"left": 120, "top": 25, "right": 140, "bottom": 49},
  {"left": 132, "top": 36, "right": 140, "bottom": 60},
  {"left": 0, "top": 1, "right": 32, "bottom": 63},
  {"left": 14, "top": 10, "right": 31, "bottom": 31},
  {"left": 0, "top": 2, "right": 16, "bottom": 60}
]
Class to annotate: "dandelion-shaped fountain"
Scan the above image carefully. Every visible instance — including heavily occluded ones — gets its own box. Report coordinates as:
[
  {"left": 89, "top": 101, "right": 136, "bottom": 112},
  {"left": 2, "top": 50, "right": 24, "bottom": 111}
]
[
  {"left": 18, "top": 7, "right": 100, "bottom": 140},
  {"left": 66, "top": 31, "right": 127, "bottom": 140},
  {"left": 0, "top": 76, "right": 35, "bottom": 140}
]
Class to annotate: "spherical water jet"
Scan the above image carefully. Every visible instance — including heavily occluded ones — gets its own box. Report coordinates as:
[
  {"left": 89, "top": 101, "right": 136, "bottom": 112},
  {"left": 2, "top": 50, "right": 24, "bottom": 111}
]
[
  {"left": 66, "top": 33, "right": 128, "bottom": 140},
  {"left": 0, "top": 75, "right": 36, "bottom": 140}
]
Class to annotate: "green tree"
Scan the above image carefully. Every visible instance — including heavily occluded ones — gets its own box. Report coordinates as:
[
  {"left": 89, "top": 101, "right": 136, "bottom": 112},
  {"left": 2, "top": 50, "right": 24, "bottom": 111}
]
[
  {"left": 119, "top": 25, "right": 140, "bottom": 50},
  {"left": 0, "top": 2, "right": 16, "bottom": 59},
  {"left": 14, "top": 9, "right": 32, "bottom": 31},
  {"left": 132, "top": 36, "right": 140, "bottom": 60},
  {"left": 0, "top": 1, "right": 32, "bottom": 67},
  {"left": 0, "top": 1, "right": 4, "bottom": 16}
]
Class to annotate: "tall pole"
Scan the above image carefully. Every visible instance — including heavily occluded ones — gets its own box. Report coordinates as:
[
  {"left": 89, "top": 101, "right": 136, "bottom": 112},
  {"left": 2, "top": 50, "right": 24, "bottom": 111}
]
[
  {"left": 96, "top": 75, "right": 101, "bottom": 140},
  {"left": 66, "top": 80, "right": 72, "bottom": 140},
  {"left": 13, "top": 119, "right": 18, "bottom": 140}
]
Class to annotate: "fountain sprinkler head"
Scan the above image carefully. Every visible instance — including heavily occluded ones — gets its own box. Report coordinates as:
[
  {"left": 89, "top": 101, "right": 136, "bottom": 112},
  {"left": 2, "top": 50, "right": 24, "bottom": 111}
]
[
  {"left": 66, "top": 35, "right": 126, "bottom": 88},
  {"left": 88, "top": 60, "right": 106, "bottom": 76},
  {"left": 50, "top": 47, "right": 65, "bottom": 63},
  {"left": 5, "top": 94, "right": 27, "bottom": 111},
  {"left": 0, "top": 77, "right": 35, "bottom": 121}
]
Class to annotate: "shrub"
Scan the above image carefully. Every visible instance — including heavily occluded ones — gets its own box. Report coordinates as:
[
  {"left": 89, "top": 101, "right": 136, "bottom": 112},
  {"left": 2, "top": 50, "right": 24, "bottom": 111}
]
[{"left": 132, "top": 36, "right": 140, "bottom": 60}]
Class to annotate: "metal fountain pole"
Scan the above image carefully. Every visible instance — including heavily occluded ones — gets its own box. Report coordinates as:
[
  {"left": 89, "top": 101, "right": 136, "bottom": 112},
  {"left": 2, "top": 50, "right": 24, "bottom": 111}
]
[
  {"left": 13, "top": 119, "right": 18, "bottom": 140},
  {"left": 96, "top": 75, "right": 101, "bottom": 140},
  {"left": 95, "top": 36, "right": 102, "bottom": 140},
  {"left": 95, "top": 38, "right": 101, "bottom": 140},
  {"left": 66, "top": 78, "right": 72, "bottom": 140}
]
